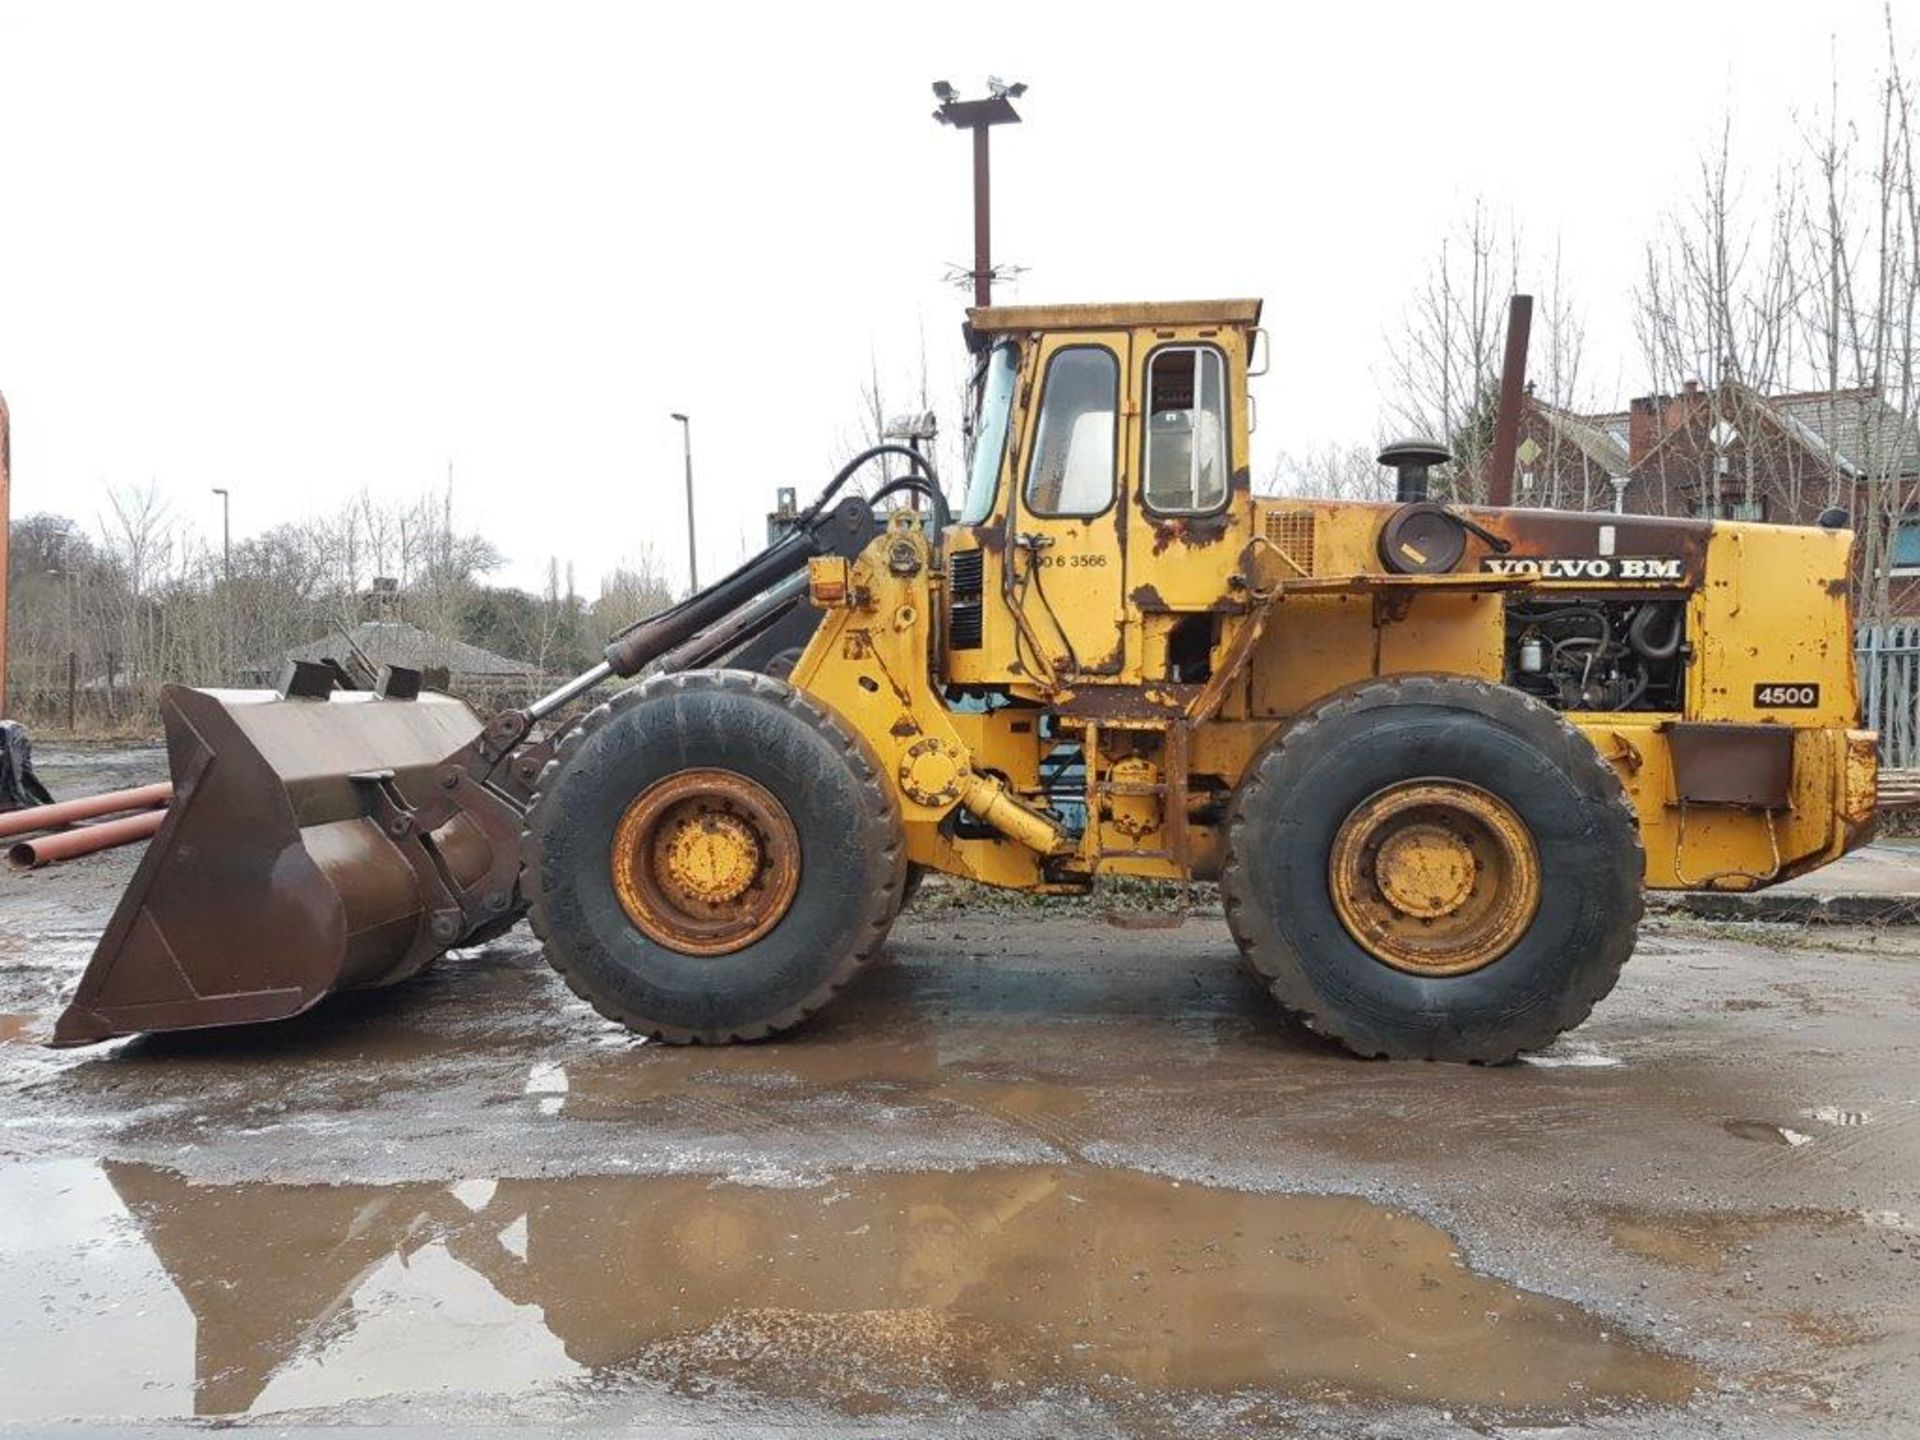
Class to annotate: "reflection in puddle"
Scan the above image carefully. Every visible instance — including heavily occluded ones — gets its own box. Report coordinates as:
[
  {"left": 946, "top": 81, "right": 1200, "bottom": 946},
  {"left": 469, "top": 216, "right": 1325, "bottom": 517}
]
[
  {"left": 1723, "top": 1119, "right": 1814, "bottom": 1147},
  {"left": 0, "top": 1160, "right": 1701, "bottom": 1423}
]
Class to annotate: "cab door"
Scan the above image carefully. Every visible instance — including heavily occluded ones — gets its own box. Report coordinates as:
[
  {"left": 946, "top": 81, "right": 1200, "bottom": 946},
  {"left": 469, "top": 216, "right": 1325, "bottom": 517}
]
[
  {"left": 1127, "top": 330, "right": 1251, "bottom": 610},
  {"left": 1008, "top": 331, "right": 1130, "bottom": 677}
]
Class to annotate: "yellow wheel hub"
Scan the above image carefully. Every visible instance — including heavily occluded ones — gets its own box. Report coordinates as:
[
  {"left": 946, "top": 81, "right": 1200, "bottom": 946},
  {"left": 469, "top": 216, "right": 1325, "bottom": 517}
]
[
  {"left": 664, "top": 812, "right": 762, "bottom": 904},
  {"left": 1373, "top": 823, "right": 1477, "bottom": 918},
  {"left": 610, "top": 769, "right": 801, "bottom": 956},
  {"left": 1328, "top": 780, "right": 1541, "bottom": 977}
]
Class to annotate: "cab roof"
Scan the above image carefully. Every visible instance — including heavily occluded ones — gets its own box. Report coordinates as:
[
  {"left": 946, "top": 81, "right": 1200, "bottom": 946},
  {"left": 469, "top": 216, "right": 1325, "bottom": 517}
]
[{"left": 966, "top": 298, "right": 1263, "bottom": 335}]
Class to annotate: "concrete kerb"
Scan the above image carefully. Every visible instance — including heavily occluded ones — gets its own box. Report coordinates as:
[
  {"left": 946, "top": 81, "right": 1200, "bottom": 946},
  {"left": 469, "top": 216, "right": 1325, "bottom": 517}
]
[{"left": 1648, "top": 890, "right": 1920, "bottom": 925}]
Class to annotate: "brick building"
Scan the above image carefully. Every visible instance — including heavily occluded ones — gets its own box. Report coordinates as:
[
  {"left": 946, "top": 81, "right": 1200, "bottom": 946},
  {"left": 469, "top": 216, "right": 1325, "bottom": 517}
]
[{"left": 1504, "top": 380, "right": 1920, "bottom": 612}]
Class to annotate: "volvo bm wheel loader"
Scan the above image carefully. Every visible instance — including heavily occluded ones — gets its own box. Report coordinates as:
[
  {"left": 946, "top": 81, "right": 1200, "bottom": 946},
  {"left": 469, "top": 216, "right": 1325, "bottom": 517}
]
[{"left": 54, "top": 299, "right": 1878, "bottom": 1062}]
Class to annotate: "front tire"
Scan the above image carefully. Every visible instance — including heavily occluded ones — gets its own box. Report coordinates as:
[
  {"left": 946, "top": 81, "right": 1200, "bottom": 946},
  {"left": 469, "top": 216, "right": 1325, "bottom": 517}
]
[
  {"left": 526, "top": 670, "right": 905, "bottom": 1043},
  {"left": 1221, "top": 676, "right": 1643, "bottom": 1063}
]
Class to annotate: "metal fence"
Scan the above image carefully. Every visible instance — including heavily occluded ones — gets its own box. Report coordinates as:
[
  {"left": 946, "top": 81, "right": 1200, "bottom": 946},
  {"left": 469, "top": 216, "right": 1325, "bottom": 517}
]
[{"left": 1860, "top": 624, "right": 1920, "bottom": 769}]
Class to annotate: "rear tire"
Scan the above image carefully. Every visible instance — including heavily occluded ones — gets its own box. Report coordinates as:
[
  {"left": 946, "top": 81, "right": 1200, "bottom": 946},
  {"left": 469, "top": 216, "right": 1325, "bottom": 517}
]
[
  {"left": 1220, "top": 675, "right": 1642, "bottom": 1063},
  {"left": 526, "top": 670, "right": 905, "bottom": 1043}
]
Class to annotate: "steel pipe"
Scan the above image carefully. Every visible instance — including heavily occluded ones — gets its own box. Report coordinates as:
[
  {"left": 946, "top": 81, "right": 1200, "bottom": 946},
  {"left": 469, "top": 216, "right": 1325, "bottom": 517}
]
[
  {"left": 10, "top": 808, "right": 165, "bottom": 869},
  {"left": 0, "top": 781, "right": 172, "bottom": 840}
]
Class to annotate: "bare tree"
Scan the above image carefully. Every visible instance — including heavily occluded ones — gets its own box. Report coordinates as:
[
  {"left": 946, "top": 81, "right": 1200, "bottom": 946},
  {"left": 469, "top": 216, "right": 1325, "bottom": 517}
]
[
  {"left": 1265, "top": 444, "right": 1392, "bottom": 501},
  {"left": 1634, "top": 117, "right": 1811, "bottom": 518},
  {"left": 1824, "top": 17, "right": 1920, "bottom": 621},
  {"left": 1382, "top": 201, "right": 1522, "bottom": 502},
  {"left": 593, "top": 547, "right": 676, "bottom": 637}
]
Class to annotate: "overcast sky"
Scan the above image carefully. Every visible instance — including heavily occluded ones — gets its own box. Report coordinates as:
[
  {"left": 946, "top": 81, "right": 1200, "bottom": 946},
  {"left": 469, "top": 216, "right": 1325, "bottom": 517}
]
[{"left": 0, "top": 1, "right": 1909, "bottom": 593}]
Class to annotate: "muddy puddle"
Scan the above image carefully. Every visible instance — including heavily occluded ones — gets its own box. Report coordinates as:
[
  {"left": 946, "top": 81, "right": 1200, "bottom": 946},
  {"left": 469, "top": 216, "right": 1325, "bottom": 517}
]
[{"left": 0, "top": 1159, "right": 1701, "bottom": 1424}]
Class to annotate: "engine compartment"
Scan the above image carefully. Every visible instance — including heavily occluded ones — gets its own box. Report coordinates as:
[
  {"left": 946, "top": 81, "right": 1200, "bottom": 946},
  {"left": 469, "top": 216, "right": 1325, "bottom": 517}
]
[{"left": 1503, "top": 596, "right": 1688, "bottom": 713}]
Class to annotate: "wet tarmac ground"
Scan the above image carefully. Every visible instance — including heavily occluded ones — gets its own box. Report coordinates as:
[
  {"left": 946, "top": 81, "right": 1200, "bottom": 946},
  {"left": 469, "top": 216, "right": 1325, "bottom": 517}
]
[{"left": 0, "top": 748, "right": 1917, "bottom": 1436}]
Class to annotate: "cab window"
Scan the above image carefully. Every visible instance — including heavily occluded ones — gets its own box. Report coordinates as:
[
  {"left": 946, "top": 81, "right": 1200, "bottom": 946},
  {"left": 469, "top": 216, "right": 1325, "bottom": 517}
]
[
  {"left": 959, "top": 343, "right": 1019, "bottom": 524},
  {"left": 1024, "top": 347, "right": 1118, "bottom": 516},
  {"left": 1144, "top": 346, "right": 1229, "bottom": 513}
]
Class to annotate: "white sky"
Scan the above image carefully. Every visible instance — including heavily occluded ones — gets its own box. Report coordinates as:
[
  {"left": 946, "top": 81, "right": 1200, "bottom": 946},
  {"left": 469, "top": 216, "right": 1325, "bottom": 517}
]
[{"left": 0, "top": 0, "right": 1908, "bottom": 593}]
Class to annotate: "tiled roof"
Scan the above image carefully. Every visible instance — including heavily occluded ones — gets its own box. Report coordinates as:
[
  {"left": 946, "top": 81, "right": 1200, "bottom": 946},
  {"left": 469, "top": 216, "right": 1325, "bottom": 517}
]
[
  {"left": 284, "top": 621, "right": 537, "bottom": 678},
  {"left": 1768, "top": 388, "right": 1920, "bottom": 479},
  {"left": 1537, "top": 403, "right": 1631, "bottom": 477}
]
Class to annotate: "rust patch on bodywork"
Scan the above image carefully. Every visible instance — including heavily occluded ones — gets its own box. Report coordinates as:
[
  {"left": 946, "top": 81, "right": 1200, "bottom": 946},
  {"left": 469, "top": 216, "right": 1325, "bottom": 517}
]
[
  {"left": 1084, "top": 634, "right": 1127, "bottom": 674},
  {"left": 1150, "top": 511, "right": 1234, "bottom": 555},
  {"left": 1054, "top": 684, "right": 1196, "bottom": 722}
]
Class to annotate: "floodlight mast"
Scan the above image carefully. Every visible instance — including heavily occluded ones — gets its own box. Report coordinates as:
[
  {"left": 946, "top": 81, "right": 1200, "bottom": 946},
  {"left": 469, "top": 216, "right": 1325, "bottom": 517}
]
[{"left": 932, "top": 81, "right": 1024, "bottom": 309}]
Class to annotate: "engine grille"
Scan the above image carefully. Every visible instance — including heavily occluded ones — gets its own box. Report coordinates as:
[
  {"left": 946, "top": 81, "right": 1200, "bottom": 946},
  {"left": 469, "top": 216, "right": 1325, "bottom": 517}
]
[
  {"left": 948, "top": 548, "right": 984, "bottom": 650},
  {"left": 1263, "top": 510, "right": 1317, "bottom": 577}
]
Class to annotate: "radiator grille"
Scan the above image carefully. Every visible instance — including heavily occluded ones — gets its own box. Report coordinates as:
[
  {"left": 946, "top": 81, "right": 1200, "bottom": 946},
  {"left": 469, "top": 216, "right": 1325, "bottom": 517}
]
[{"left": 1263, "top": 510, "right": 1317, "bottom": 576}]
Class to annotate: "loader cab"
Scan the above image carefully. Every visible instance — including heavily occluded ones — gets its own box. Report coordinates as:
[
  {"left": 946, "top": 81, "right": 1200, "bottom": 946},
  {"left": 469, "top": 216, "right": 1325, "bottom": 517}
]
[{"left": 947, "top": 300, "right": 1259, "bottom": 698}]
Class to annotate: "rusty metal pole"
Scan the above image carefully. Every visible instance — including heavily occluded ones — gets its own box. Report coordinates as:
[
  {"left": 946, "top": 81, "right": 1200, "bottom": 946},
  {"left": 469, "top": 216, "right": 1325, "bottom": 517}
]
[
  {"left": 0, "top": 391, "right": 10, "bottom": 717},
  {"left": 971, "top": 125, "right": 992, "bottom": 309},
  {"left": 1486, "top": 294, "right": 1533, "bottom": 507},
  {"left": 934, "top": 84, "right": 1024, "bottom": 309}
]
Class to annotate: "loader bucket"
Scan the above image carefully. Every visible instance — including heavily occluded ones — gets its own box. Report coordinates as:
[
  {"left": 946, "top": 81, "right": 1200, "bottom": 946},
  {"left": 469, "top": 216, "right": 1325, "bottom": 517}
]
[{"left": 52, "top": 682, "right": 519, "bottom": 1046}]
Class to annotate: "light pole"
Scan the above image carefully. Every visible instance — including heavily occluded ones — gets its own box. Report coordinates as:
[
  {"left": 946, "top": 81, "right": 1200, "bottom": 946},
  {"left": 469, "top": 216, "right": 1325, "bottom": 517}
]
[
  {"left": 211, "top": 488, "right": 231, "bottom": 583},
  {"left": 933, "top": 79, "right": 1026, "bottom": 308},
  {"left": 670, "top": 413, "right": 697, "bottom": 593}
]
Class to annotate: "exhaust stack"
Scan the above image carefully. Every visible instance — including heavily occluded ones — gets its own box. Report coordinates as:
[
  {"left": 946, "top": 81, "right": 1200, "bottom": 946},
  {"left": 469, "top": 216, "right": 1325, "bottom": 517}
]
[{"left": 1486, "top": 293, "right": 1533, "bottom": 506}]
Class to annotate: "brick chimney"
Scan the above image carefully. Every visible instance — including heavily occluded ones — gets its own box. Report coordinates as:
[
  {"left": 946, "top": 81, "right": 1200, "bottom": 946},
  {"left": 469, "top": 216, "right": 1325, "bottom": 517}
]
[{"left": 1628, "top": 395, "right": 1658, "bottom": 467}]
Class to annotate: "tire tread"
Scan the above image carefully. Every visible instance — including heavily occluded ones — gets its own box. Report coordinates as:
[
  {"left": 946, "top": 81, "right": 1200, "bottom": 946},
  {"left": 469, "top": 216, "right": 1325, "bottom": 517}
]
[
  {"left": 524, "top": 669, "right": 905, "bottom": 1044},
  {"left": 1220, "top": 674, "right": 1644, "bottom": 1062}
]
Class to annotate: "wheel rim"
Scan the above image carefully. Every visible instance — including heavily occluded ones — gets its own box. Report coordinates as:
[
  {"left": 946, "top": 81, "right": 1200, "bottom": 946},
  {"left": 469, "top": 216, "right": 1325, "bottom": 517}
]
[
  {"left": 609, "top": 769, "right": 801, "bottom": 955},
  {"left": 1327, "top": 780, "right": 1541, "bottom": 977}
]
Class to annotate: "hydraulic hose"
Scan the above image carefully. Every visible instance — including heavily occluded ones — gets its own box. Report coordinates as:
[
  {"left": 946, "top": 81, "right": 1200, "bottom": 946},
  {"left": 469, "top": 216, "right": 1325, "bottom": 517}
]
[
  {"left": 602, "top": 526, "right": 827, "bottom": 677},
  {"left": 801, "top": 444, "right": 942, "bottom": 523},
  {"left": 602, "top": 446, "right": 944, "bottom": 670},
  {"left": 540, "top": 445, "right": 948, "bottom": 701},
  {"left": 868, "top": 475, "right": 951, "bottom": 538}
]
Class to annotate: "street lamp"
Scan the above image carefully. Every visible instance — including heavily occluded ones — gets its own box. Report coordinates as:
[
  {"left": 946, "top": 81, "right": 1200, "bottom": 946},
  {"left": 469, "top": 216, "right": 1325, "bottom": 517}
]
[
  {"left": 933, "top": 79, "right": 1026, "bottom": 308},
  {"left": 670, "top": 414, "right": 697, "bottom": 593},
  {"left": 210, "top": 488, "right": 231, "bottom": 583}
]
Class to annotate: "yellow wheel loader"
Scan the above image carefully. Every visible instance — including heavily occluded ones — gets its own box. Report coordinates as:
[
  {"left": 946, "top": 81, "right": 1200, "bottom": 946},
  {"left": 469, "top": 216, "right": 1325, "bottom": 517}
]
[{"left": 54, "top": 299, "right": 1878, "bottom": 1062}]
